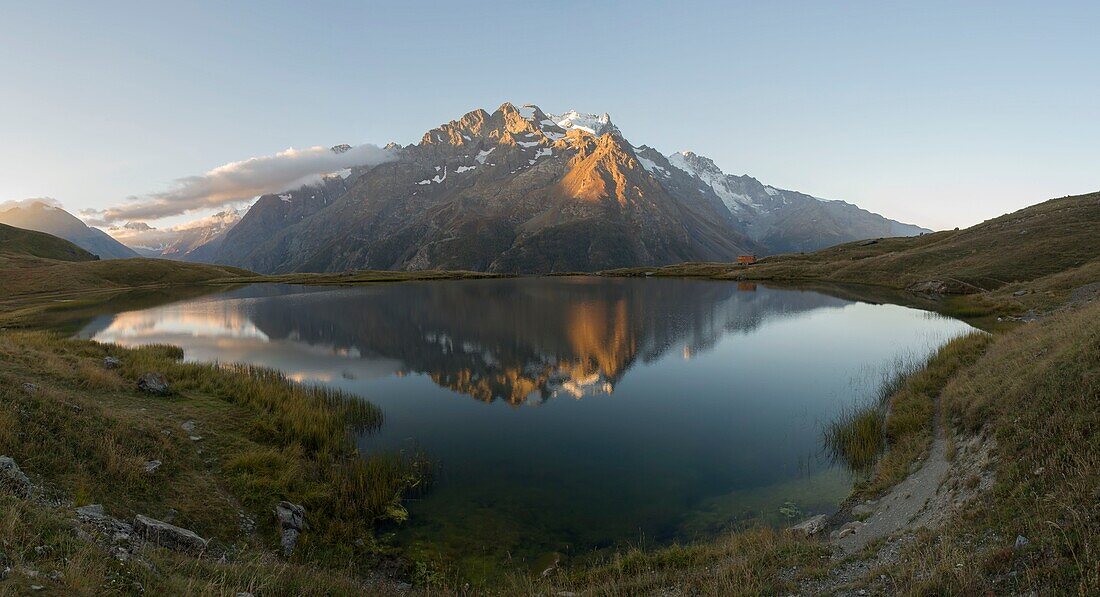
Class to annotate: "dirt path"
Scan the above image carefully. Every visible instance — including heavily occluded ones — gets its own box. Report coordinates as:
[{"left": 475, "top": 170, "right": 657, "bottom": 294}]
[
  {"left": 789, "top": 395, "right": 997, "bottom": 594},
  {"left": 833, "top": 421, "right": 952, "bottom": 554}
]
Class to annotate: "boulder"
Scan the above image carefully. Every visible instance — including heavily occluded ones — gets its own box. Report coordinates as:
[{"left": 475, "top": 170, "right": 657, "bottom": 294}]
[
  {"left": 137, "top": 373, "right": 169, "bottom": 395},
  {"left": 104, "top": 357, "right": 122, "bottom": 369},
  {"left": 788, "top": 514, "right": 828, "bottom": 536},
  {"left": 21, "top": 383, "right": 37, "bottom": 394},
  {"left": 275, "top": 501, "right": 307, "bottom": 556},
  {"left": 144, "top": 460, "right": 162, "bottom": 474},
  {"left": 0, "top": 456, "right": 34, "bottom": 499},
  {"left": 133, "top": 514, "right": 208, "bottom": 554}
]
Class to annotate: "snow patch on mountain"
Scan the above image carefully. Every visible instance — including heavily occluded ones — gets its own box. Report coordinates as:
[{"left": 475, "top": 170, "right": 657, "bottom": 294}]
[
  {"left": 475, "top": 148, "right": 495, "bottom": 164},
  {"left": 547, "top": 110, "right": 618, "bottom": 136},
  {"left": 667, "top": 151, "right": 758, "bottom": 212}
]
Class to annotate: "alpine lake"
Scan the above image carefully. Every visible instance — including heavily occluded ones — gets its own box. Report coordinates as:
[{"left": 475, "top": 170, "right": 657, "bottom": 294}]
[{"left": 67, "top": 277, "right": 975, "bottom": 581}]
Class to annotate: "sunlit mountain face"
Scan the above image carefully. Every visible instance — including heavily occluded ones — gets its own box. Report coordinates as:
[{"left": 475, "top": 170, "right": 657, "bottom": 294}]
[{"left": 82, "top": 278, "right": 851, "bottom": 405}]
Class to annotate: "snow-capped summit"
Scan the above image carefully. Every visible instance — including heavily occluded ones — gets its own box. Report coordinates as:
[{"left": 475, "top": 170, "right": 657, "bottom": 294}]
[{"left": 547, "top": 110, "right": 618, "bottom": 136}]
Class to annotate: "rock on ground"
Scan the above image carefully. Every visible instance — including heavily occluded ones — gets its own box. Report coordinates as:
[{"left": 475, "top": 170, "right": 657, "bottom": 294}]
[
  {"left": 133, "top": 514, "right": 208, "bottom": 554},
  {"left": 0, "top": 456, "right": 35, "bottom": 499},
  {"left": 789, "top": 514, "right": 828, "bottom": 536},
  {"left": 137, "top": 372, "right": 170, "bottom": 395},
  {"left": 275, "top": 501, "right": 307, "bottom": 556}
]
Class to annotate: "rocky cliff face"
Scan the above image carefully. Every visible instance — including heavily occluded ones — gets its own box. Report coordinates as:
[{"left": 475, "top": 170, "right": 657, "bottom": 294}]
[{"left": 202, "top": 102, "right": 927, "bottom": 273}]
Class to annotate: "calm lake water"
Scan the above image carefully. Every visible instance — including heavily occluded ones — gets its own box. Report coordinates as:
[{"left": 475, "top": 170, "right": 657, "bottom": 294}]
[{"left": 77, "top": 277, "right": 973, "bottom": 577}]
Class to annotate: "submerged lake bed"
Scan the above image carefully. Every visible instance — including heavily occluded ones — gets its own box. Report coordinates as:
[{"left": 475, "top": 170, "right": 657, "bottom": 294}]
[{"left": 76, "top": 277, "right": 974, "bottom": 579}]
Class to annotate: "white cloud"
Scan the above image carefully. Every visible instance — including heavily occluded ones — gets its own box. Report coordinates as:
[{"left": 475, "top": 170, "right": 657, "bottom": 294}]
[{"left": 85, "top": 144, "right": 395, "bottom": 225}]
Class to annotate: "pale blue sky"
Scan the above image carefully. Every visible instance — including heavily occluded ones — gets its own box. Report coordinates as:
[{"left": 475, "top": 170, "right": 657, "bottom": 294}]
[{"left": 1, "top": 0, "right": 1097, "bottom": 230}]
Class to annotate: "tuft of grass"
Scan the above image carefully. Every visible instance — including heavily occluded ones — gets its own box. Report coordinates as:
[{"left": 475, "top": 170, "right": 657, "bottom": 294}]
[{"left": 824, "top": 356, "right": 923, "bottom": 472}]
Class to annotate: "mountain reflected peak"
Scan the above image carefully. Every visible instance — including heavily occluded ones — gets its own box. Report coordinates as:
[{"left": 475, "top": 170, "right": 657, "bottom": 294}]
[{"left": 85, "top": 278, "right": 854, "bottom": 405}]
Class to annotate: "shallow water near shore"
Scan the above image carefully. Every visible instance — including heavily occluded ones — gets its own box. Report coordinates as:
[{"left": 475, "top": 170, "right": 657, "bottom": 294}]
[{"left": 75, "top": 277, "right": 973, "bottom": 580}]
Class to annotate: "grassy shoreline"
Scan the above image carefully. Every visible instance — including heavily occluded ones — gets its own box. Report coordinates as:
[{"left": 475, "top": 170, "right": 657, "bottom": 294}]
[{"left": 0, "top": 331, "right": 427, "bottom": 594}]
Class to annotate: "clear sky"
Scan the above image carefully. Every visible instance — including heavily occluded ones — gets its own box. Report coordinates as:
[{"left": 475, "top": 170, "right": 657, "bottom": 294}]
[{"left": 1, "top": 0, "right": 1097, "bottom": 230}]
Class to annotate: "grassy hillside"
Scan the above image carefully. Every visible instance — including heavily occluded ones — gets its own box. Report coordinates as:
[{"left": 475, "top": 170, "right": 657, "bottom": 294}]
[
  {"left": 0, "top": 223, "right": 98, "bottom": 262},
  {"left": 608, "top": 191, "right": 1100, "bottom": 315},
  {"left": 0, "top": 332, "right": 424, "bottom": 595},
  {"left": 0, "top": 255, "right": 252, "bottom": 300}
]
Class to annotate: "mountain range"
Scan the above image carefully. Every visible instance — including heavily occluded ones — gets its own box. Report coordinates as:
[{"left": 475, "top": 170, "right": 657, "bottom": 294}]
[
  {"left": 7, "top": 103, "right": 929, "bottom": 270},
  {"left": 194, "top": 103, "right": 928, "bottom": 273}
]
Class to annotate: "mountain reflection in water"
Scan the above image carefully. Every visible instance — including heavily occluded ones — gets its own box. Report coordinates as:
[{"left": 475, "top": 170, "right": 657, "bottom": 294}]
[
  {"left": 82, "top": 277, "right": 851, "bottom": 405},
  {"left": 78, "top": 277, "right": 976, "bottom": 578}
]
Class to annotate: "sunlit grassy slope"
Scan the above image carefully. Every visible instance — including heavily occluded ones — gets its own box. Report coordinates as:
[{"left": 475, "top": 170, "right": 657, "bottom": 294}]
[{"left": 607, "top": 191, "right": 1100, "bottom": 314}]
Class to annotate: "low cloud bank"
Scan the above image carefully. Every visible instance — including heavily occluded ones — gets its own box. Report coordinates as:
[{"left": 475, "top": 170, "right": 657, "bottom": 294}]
[
  {"left": 85, "top": 144, "right": 395, "bottom": 225},
  {"left": 108, "top": 210, "right": 243, "bottom": 250}
]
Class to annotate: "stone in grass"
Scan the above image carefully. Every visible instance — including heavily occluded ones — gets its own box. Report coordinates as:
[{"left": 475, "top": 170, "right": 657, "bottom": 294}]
[
  {"left": 0, "top": 456, "right": 35, "bottom": 499},
  {"left": 144, "top": 460, "right": 162, "bottom": 474},
  {"left": 788, "top": 514, "right": 828, "bottom": 536},
  {"left": 275, "top": 501, "right": 307, "bottom": 556},
  {"left": 137, "top": 372, "right": 169, "bottom": 395},
  {"left": 133, "top": 514, "right": 208, "bottom": 555},
  {"left": 104, "top": 356, "right": 122, "bottom": 370}
]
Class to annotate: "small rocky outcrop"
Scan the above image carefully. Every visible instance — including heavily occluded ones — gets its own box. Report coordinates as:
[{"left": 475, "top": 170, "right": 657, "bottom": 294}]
[
  {"left": 21, "top": 383, "right": 37, "bottom": 393},
  {"left": 103, "top": 356, "right": 121, "bottom": 369},
  {"left": 133, "top": 514, "right": 208, "bottom": 554},
  {"left": 137, "top": 372, "right": 170, "bottom": 395},
  {"left": 275, "top": 501, "right": 307, "bottom": 556},
  {"left": 788, "top": 514, "right": 828, "bottom": 536},
  {"left": 0, "top": 456, "right": 35, "bottom": 499}
]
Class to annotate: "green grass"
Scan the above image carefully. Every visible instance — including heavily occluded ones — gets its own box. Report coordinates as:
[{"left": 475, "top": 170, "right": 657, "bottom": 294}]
[
  {"left": 823, "top": 355, "right": 923, "bottom": 471},
  {"left": 0, "top": 223, "right": 97, "bottom": 262},
  {"left": 0, "top": 331, "right": 427, "bottom": 594}
]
